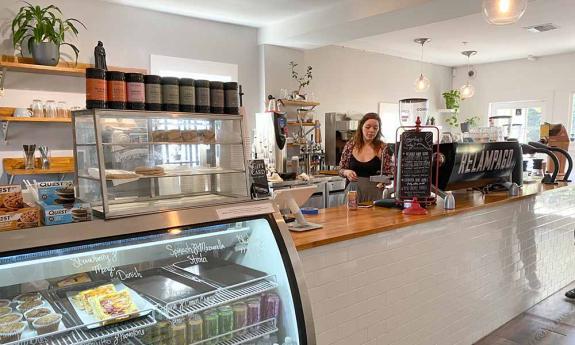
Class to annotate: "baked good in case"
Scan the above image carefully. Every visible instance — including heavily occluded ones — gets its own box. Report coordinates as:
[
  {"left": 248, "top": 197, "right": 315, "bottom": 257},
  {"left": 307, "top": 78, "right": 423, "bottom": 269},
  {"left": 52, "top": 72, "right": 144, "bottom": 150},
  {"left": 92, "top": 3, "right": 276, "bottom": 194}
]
[
  {"left": 24, "top": 307, "right": 51, "bottom": 327},
  {"left": 0, "top": 313, "right": 22, "bottom": 325},
  {"left": 16, "top": 299, "right": 43, "bottom": 313},
  {"left": 75, "top": 284, "right": 116, "bottom": 313},
  {"left": 89, "top": 290, "right": 138, "bottom": 320},
  {"left": 0, "top": 321, "right": 25, "bottom": 343},
  {"left": 0, "top": 308, "right": 11, "bottom": 317},
  {"left": 33, "top": 313, "right": 62, "bottom": 335},
  {"left": 56, "top": 273, "right": 92, "bottom": 288},
  {"left": 0, "top": 301, "right": 9, "bottom": 308},
  {"left": 14, "top": 292, "right": 41, "bottom": 304}
]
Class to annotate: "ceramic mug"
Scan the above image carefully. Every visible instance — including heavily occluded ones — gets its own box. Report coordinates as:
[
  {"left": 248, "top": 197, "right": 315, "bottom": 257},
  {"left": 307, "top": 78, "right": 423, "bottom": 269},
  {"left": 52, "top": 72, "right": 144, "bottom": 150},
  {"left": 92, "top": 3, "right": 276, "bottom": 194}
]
[{"left": 13, "top": 108, "right": 32, "bottom": 117}]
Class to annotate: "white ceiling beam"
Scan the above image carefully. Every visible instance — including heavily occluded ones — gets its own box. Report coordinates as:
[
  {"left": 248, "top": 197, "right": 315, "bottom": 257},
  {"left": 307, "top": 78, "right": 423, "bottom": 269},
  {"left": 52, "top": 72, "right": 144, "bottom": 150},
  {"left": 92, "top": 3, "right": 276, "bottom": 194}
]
[{"left": 259, "top": 0, "right": 485, "bottom": 48}]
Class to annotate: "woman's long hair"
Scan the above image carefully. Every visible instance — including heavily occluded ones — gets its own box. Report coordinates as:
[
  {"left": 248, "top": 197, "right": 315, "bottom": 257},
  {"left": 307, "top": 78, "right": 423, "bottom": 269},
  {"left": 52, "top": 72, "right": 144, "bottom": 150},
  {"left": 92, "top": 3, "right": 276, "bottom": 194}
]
[{"left": 352, "top": 112, "right": 383, "bottom": 151}]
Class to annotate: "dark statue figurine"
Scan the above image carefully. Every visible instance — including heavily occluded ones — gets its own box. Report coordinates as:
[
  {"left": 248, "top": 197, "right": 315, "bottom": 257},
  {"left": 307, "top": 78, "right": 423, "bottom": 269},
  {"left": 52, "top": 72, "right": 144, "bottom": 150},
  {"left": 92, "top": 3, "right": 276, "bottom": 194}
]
[{"left": 94, "top": 41, "right": 107, "bottom": 70}]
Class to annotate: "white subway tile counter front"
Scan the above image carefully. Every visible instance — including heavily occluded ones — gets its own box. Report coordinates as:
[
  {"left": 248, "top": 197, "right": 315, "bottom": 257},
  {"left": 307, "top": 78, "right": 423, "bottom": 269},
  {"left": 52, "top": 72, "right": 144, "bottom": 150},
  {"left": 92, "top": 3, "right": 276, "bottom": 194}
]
[{"left": 293, "top": 184, "right": 575, "bottom": 345}]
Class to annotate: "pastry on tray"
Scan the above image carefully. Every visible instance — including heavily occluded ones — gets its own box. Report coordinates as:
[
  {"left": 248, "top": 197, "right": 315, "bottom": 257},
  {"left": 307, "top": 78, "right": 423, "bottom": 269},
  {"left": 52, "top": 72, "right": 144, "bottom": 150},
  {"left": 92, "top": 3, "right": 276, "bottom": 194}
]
[
  {"left": 56, "top": 273, "right": 92, "bottom": 288},
  {"left": 0, "top": 301, "right": 9, "bottom": 309},
  {"left": 0, "top": 321, "right": 26, "bottom": 343},
  {"left": 16, "top": 300, "right": 44, "bottom": 313},
  {"left": 0, "top": 313, "right": 22, "bottom": 325},
  {"left": 33, "top": 313, "right": 62, "bottom": 335},
  {"left": 13, "top": 292, "right": 41, "bottom": 304},
  {"left": 74, "top": 284, "right": 116, "bottom": 314},
  {"left": 0, "top": 308, "right": 11, "bottom": 317},
  {"left": 24, "top": 307, "right": 51, "bottom": 327},
  {"left": 134, "top": 166, "right": 165, "bottom": 176},
  {"left": 88, "top": 290, "right": 138, "bottom": 321}
]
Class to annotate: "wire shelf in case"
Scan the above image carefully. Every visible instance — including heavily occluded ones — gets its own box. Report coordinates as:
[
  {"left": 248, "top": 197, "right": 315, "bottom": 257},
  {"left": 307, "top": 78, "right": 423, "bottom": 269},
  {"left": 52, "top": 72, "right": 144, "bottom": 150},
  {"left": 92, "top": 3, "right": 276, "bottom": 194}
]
[{"left": 191, "top": 318, "right": 278, "bottom": 345}]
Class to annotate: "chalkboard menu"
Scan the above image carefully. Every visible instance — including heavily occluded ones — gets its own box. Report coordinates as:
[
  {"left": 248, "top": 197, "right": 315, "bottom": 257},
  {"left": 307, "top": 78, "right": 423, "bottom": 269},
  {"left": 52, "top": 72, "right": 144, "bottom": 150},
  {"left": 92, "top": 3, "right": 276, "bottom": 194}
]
[
  {"left": 396, "top": 131, "right": 433, "bottom": 201},
  {"left": 248, "top": 160, "right": 270, "bottom": 199}
]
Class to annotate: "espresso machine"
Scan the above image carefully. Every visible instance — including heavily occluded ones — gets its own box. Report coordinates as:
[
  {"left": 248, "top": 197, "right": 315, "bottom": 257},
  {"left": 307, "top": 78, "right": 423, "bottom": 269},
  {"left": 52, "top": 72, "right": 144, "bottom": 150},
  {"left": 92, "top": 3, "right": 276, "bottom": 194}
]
[{"left": 324, "top": 113, "right": 358, "bottom": 169}]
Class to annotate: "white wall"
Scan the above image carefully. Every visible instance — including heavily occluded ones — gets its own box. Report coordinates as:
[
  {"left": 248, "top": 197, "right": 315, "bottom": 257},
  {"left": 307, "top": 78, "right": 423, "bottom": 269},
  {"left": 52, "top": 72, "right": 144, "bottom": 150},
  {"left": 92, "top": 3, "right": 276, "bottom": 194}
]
[
  {"left": 0, "top": 0, "right": 260, "bottom": 178},
  {"left": 453, "top": 52, "right": 575, "bottom": 128},
  {"left": 262, "top": 45, "right": 305, "bottom": 100},
  {"left": 304, "top": 46, "right": 453, "bottom": 120}
]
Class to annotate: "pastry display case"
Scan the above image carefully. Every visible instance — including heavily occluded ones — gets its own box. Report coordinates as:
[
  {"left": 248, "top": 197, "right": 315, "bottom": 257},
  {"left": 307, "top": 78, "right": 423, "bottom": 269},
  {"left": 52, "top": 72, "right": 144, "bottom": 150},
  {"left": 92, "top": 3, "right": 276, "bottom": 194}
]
[
  {"left": 72, "top": 109, "right": 249, "bottom": 219},
  {"left": 0, "top": 203, "right": 313, "bottom": 345}
]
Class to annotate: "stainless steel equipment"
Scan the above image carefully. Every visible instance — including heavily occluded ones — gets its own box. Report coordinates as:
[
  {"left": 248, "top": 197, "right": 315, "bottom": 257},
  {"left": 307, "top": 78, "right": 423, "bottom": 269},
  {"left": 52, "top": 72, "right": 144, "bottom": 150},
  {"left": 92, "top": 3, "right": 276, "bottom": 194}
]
[
  {"left": 39, "top": 145, "right": 50, "bottom": 169},
  {"left": 399, "top": 98, "right": 428, "bottom": 126},
  {"left": 325, "top": 113, "right": 358, "bottom": 168},
  {"left": 325, "top": 178, "right": 346, "bottom": 208}
]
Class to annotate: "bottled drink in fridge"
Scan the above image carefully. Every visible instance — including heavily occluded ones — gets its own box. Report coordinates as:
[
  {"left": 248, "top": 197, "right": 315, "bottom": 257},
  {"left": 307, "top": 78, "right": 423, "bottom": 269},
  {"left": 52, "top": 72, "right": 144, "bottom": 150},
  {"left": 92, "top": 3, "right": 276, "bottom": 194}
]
[
  {"left": 169, "top": 318, "right": 187, "bottom": 345},
  {"left": 187, "top": 314, "right": 203, "bottom": 343},
  {"left": 232, "top": 301, "right": 248, "bottom": 335},
  {"left": 262, "top": 293, "right": 281, "bottom": 320},
  {"left": 218, "top": 305, "right": 234, "bottom": 340},
  {"left": 246, "top": 297, "right": 262, "bottom": 330},
  {"left": 203, "top": 309, "right": 219, "bottom": 344}
]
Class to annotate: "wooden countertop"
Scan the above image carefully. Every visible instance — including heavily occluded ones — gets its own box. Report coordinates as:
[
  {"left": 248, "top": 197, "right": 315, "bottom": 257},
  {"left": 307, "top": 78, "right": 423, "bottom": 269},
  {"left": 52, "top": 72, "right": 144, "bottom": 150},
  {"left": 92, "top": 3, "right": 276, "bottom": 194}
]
[{"left": 291, "top": 182, "right": 573, "bottom": 250}]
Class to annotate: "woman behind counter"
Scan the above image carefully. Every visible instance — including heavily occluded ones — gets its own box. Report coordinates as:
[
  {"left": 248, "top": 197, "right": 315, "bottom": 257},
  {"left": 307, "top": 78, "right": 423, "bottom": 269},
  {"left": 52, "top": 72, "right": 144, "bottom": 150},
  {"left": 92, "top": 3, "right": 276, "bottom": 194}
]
[{"left": 338, "top": 112, "right": 393, "bottom": 203}]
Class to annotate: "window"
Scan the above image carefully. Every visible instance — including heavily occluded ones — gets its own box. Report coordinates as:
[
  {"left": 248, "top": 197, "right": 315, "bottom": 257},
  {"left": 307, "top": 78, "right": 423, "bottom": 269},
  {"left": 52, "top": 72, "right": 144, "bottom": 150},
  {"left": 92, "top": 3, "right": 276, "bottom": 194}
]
[
  {"left": 489, "top": 101, "right": 545, "bottom": 143},
  {"left": 149, "top": 55, "right": 239, "bottom": 164}
]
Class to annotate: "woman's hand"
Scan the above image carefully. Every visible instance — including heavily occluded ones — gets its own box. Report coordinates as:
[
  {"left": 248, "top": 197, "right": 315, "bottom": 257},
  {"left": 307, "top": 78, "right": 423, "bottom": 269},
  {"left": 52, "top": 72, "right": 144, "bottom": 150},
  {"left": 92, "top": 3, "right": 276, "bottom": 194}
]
[{"left": 342, "top": 169, "right": 358, "bottom": 182}]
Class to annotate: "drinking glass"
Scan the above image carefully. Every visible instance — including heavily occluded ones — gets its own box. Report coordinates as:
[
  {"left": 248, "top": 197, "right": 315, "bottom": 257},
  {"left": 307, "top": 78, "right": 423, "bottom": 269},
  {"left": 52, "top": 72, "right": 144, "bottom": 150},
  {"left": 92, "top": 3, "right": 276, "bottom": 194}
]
[
  {"left": 31, "top": 100, "right": 44, "bottom": 118},
  {"left": 44, "top": 100, "right": 57, "bottom": 118},
  {"left": 57, "top": 101, "right": 68, "bottom": 118}
]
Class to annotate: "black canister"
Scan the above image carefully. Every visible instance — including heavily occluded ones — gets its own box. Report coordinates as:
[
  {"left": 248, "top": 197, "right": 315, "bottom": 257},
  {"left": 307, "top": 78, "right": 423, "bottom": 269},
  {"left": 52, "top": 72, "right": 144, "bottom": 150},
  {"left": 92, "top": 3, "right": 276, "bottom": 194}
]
[
  {"left": 86, "top": 68, "right": 107, "bottom": 109},
  {"left": 125, "top": 73, "right": 145, "bottom": 110},
  {"left": 106, "top": 71, "right": 127, "bottom": 110},
  {"left": 195, "top": 80, "right": 210, "bottom": 113},
  {"left": 179, "top": 78, "right": 196, "bottom": 112},
  {"left": 161, "top": 77, "right": 180, "bottom": 111},
  {"left": 210, "top": 81, "right": 224, "bottom": 114},
  {"left": 144, "top": 75, "right": 162, "bottom": 111},
  {"left": 224, "top": 82, "right": 239, "bottom": 115}
]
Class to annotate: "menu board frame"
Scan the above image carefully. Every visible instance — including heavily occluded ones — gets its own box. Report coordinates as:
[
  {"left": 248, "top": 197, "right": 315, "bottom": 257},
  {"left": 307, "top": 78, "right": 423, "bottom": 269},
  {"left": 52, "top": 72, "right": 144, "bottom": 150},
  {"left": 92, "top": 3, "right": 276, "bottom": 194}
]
[
  {"left": 394, "top": 124, "right": 439, "bottom": 205},
  {"left": 248, "top": 159, "right": 270, "bottom": 199}
]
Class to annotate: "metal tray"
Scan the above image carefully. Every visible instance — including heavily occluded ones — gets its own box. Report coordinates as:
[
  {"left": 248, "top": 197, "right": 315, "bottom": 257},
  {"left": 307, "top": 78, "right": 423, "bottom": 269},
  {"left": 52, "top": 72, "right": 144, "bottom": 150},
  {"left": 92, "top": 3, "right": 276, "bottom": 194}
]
[
  {"left": 66, "top": 282, "right": 153, "bottom": 329},
  {"left": 123, "top": 267, "right": 216, "bottom": 305},
  {"left": 173, "top": 257, "right": 267, "bottom": 287}
]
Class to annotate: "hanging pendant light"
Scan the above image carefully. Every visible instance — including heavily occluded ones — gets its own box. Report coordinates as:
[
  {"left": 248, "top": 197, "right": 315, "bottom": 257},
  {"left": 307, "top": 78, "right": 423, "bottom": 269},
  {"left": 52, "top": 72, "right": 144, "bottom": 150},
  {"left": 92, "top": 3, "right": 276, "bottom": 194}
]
[
  {"left": 414, "top": 38, "right": 431, "bottom": 92},
  {"left": 482, "top": 0, "right": 527, "bottom": 25},
  {"left": 460, "top": 50, "right": 477, "bottom": 99}
]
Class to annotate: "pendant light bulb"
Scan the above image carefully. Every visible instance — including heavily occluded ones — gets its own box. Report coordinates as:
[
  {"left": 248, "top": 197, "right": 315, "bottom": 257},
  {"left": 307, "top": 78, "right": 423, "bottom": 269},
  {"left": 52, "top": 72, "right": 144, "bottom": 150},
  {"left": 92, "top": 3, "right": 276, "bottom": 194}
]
[
  {"left": 413, "top": 38, "right": 431, "bottom": 93},
  {"left": 460, "top": 82, "right": 475, "bottom": 99},
  {"left": 460, "top": 50, "right": 477, "bottom": 99},
  {"left": 482, "top": 0, "right": 527, "bottom": 25},
  {"left": 415, "top": 74, "right": 430, "bottom": 92}
]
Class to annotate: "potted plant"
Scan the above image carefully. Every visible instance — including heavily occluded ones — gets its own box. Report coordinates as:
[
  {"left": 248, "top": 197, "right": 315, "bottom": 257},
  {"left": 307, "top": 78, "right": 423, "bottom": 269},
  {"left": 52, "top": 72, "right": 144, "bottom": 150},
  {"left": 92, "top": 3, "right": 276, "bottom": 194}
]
[
  {"left": 460, "top": 116, "right": 480, "bottom": 132},
  {"left": 442, "top": 90, "right": 461, "bottom": 111},
  {"left": 445, "top": 114, "right": 459, "bottom": 129},
  {"left": 11, "top": 2, "right": 86, "bottom": 66},
  {"left": 289, "top": 61, "right": 312, "bottom": 100}
]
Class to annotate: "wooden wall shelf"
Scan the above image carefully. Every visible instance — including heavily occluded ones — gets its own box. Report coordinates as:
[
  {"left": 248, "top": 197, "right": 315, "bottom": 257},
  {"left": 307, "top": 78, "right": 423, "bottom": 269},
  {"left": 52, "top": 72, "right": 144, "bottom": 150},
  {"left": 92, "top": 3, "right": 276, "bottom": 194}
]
[
  {"left": 0, "top": 55, "right": 147, "bottom": 77},
  {"left": 0, "top": 116, "right": 72, "bottom": 143},
  {"left": 280, "top": 99, "right": 320, "bottom": 107},
  {"left": 3, "top": 157, "right": 74, "bottom": 183},
  {"left": 287, "top": 121, "right": 315, "bottom": 126}
]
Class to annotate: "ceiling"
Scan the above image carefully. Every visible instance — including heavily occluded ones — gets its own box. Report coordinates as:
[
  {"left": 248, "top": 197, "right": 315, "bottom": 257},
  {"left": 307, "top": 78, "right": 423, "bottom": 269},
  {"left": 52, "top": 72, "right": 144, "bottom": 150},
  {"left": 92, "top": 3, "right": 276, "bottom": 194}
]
[
  {"left": 100, "top": 0, "right": 575, "bottom": 67},
  {"left": 340, "top": 0, "right": 575, "bottom": 67},
  {"left": 100, "top": 0, "right": 350, "bottom": 27}
]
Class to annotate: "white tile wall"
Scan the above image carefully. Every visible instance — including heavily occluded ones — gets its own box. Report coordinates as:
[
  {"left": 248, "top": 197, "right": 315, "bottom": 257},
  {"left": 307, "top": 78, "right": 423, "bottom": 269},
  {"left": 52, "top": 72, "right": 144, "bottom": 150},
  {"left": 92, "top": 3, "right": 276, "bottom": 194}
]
[{"left": 300, "top": 187, "right": 575, "bottom": 345}]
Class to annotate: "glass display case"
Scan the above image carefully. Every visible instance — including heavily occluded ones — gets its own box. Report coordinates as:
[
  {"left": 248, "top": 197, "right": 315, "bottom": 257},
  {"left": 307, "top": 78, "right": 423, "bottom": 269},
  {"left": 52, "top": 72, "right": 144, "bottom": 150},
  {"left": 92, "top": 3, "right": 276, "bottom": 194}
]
[
  {"left": 0, "top": 207, "right": 312, "bottom": 345},
  {"left": 72, "top": 109, "right": 250, "bottom": 219}
]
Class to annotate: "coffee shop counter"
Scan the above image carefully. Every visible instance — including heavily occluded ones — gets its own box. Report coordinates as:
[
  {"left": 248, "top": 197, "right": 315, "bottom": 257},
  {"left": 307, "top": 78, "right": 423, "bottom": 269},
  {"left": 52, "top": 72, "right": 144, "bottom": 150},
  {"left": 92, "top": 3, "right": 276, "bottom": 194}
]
[{"left": 292, "top": 182, "right": 575, "bottom": 345}]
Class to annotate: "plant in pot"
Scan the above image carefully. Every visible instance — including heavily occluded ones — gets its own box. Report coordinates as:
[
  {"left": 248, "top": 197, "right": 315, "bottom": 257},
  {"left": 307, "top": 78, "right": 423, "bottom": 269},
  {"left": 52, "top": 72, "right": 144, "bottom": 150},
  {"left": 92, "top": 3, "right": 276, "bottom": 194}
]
[
  {"left": 11, "top": 2, "right": 86, "bottom": 66},
  {"left": 442, "top": 90, "right": 461, "bottom": 111},
  {"left": 289, "top": 61, "right": 313, "bottom": 100},
  {"left": 460, "top": 115, "right": 480, "bottom": 133}
]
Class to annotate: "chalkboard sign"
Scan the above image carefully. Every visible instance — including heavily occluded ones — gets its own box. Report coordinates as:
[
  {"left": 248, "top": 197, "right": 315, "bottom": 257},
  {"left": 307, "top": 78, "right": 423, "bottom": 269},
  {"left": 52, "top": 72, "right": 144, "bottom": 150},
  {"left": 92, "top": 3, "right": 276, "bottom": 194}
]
[
  {"left": 248, "top": 160, "right": 270, "bottom": 199},
  {"left": 396, "top": 131, "right": 433, "bottom": 201}
]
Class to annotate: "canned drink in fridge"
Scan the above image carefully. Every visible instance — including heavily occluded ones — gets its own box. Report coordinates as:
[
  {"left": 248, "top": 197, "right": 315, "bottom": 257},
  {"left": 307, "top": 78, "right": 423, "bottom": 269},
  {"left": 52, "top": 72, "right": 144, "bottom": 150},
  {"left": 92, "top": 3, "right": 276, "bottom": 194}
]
[
  {"left": 232, "top": 302, "right": 248, "bottom": 335},
  {"left": 262, "top": 293, "right": 281, "bottom": 320},
  {"left": 218, "top": 305, "right": 234, "bottom": 340},
  {"left": 203, "top": 309, "right": 219, "bottom": 344},
  {"left": 246, "top": 298, "right": 261, "bottom": 331},
  {"left": 187, "top": 314, "right": 203, "bottom": 343}
]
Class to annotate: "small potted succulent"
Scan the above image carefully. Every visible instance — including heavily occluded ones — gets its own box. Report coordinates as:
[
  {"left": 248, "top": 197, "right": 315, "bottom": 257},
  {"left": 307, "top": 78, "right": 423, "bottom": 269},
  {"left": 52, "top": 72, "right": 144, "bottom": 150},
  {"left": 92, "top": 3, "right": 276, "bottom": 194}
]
[
  {"left": 11, "top": 2, "right": 86, "bottom": 66},
  {"left": 289, "top": 61, "right": 312, "bottom": 100},
  {"left": 442, "top": 90, "right": 461, "bottom": 111},
  {"left": 460, "top": 116, "right": 480, "bottom": 133}
]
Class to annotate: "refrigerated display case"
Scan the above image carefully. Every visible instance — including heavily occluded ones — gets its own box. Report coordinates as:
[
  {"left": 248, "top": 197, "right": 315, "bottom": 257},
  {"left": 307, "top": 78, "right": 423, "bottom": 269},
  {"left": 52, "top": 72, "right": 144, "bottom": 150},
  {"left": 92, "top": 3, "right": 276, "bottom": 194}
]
[
  {"left": 72, "top": 109, "right": 250, "bottom": 219},
  {"left": 0, "top": 202, "right": 314, "bottom": 345}
]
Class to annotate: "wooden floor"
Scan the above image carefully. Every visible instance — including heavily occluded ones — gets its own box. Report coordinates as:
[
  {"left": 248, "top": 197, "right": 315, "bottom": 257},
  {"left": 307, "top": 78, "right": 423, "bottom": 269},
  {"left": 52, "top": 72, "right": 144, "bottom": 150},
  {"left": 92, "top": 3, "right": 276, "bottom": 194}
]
[{"left": 475, "top": 281, "right": 575, "bottom": 345}]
